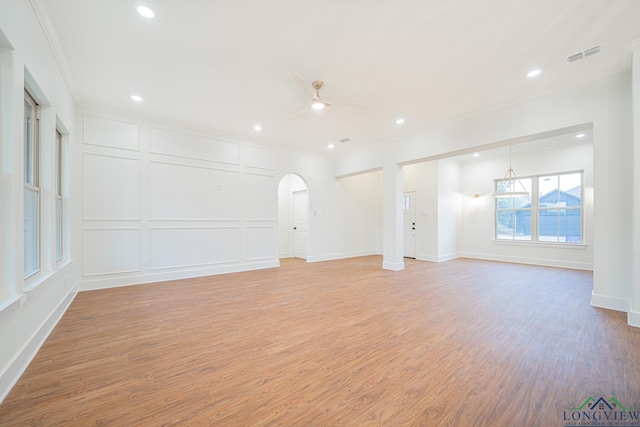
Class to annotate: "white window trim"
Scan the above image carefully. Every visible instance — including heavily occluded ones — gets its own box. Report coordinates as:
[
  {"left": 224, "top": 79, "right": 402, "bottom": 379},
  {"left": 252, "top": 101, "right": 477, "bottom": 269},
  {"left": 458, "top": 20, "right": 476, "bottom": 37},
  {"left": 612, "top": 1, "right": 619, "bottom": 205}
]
[
  {"left": 24, "top": 89, "right": 41, "bottom": 279},
  {"left": 494, "top": 170, "right": 584, "bottom": 245}
]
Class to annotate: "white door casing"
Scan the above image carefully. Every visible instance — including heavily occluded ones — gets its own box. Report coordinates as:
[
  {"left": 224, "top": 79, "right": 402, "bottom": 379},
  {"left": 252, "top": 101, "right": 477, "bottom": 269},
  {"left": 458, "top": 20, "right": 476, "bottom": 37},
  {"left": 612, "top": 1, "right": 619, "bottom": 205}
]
[{"left": 293, "top": 190, "right": 309, "bottom": 259}]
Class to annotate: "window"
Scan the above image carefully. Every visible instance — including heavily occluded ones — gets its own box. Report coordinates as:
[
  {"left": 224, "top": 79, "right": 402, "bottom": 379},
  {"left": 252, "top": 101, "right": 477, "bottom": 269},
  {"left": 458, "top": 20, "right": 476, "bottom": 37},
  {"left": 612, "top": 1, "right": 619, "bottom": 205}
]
[
  {"left": 55, "top": 129, "right": 63, "bottom": 260},
  {"left": 24, "top": 90, "right": 40, "bottom": 277},
  {"left": 495, "top": 177, "right": 532, "bottom": 240},
  {"left": 495, "top": 171, "right": 583, "bottom": 243},
  {"left": 538, "top": 173, "right": 582, "bottom": 243}
]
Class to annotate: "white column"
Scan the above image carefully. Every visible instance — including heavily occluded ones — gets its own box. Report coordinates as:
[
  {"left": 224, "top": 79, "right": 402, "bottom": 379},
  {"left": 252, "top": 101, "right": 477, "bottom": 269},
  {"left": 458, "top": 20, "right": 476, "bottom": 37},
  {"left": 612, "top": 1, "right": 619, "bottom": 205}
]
[
  {"left": 630, "top": 41, "right": 640, "bottom": 327},
  {"left": 382, "top": 162, "right": 404, "bottom": 271}
]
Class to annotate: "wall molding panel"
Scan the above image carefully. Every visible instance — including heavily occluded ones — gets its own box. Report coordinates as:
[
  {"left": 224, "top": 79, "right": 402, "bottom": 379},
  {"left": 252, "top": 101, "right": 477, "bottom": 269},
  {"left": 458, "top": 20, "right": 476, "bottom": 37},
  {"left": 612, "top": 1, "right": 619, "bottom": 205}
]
[
  {"left": 83, "top": 228, "right": 141, "bottom": 276},
  {"left": 149, "top": 127, "right": 239, "bottom": 165},
  {"left": 245, "top": 226, "right": 278, "bottom": 261},
  {"left": 84, "top": 115, "right": 140, "bottom": 151},
  {"left": 78, "top": 112, "right": 288, "bottom": 291},
  {"left": 149, "top": 226, "right": 242, "bottom": 270},
  {"left": 82, "top": 152, "right": 141, "bottom": 221}
]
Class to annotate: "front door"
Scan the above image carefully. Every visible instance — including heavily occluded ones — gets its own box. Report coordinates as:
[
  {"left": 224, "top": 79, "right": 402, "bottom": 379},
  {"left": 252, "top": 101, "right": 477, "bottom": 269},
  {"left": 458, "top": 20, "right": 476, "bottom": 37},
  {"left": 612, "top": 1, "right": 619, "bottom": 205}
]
[
  {"left": 403, "top": 192, "right": 416, "bottom": 258},
  {"left": 293, "top": 190, "right": 309, "bottom": 259}
]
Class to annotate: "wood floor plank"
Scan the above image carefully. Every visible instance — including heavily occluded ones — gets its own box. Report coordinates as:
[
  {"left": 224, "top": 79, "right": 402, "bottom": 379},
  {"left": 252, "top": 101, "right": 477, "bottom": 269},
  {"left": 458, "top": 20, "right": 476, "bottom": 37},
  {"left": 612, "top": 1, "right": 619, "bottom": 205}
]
[{"left": 1, "top": 256, "right": 639, "bottom": 426}]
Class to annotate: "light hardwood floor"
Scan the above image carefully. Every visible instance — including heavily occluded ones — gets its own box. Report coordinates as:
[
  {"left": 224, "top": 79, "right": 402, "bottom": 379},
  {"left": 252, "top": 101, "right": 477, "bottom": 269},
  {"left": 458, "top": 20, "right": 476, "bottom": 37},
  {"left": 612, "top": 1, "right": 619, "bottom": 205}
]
[{"left": 1, "top": 256, "right": 639, "bottom": 426}]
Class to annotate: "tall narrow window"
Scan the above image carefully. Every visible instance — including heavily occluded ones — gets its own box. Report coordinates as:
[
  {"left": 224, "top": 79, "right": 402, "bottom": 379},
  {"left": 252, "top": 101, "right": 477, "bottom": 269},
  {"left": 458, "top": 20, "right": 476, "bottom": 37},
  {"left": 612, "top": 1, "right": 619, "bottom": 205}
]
[
  {"left": 55, "top": 129, "right": 63, "bottom": 260},
  {"left": 24, "top": 90, "right": 40, "bottom": 277}
]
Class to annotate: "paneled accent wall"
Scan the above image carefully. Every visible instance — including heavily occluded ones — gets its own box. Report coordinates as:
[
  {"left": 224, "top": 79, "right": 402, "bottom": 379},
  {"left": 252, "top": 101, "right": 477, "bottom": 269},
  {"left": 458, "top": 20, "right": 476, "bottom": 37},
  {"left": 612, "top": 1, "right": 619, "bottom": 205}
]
[{"left": 79, "top": 114, "right": 279, "bottom": 290}]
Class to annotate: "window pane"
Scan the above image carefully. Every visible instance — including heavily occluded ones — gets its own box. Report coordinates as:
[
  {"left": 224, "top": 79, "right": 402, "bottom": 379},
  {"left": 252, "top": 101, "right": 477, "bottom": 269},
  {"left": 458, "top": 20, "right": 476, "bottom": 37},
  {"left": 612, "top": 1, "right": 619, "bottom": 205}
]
[
  {"left": 24, "top": 187, "right": 40, "bottom": 276},
  {"left": 24, "top": 98, "right": 35, "bottom": 184},
  {"left": 56, "top": 197, "right": 63, "bottom": 260},
  {"left": 55, "top": 131, "right": 62, "bottom": 196},
  {"left": 496, "top": 210, "right": 532, "bottom": 240},
  {"left": 560, "top": 173, "right": 581, "bottom": 203},
  {"left": 539, "top": 209, "right": 559, "bottom": 242},
  {"left": 560, "top": 208, "right": 582, "bottom": 243},
  {"left": 496, "top": 211, "right": 515, "bottom": 240}
]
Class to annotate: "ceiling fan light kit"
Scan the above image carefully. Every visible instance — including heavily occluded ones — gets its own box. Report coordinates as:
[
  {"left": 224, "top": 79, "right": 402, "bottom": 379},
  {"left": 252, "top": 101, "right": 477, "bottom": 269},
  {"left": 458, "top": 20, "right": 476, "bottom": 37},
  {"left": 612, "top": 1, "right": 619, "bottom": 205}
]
[{"left": 293, "top": 74, "right": 367, "bottom": 116}]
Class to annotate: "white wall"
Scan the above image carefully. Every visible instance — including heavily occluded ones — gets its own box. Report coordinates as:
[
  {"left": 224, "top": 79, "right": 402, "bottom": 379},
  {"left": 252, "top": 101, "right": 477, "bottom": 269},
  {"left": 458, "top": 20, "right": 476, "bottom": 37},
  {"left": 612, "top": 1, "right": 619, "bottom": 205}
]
[
  {"left": 404, "top": 160, "right": 460, "bottom": 262},
  {"left": 76, "top": 112, "right": 385, "bottom": 289},
  {"left": 327, "top": 170, "right": 384, "bottom": 261},
  {"left": 460, "top": 141, "right": 593, "bottom": 269},
  {"left": 0, "top": 0, "right": 77, "bottom": 403},
  {"left": 437, "top": 160, "right": 461, "bottom": 261},
  {"left": 335, "top": 73, "right": 633, "bottom": 324},
  {"left": 278, "top": 173, "right": 306, "bottom": 258}
]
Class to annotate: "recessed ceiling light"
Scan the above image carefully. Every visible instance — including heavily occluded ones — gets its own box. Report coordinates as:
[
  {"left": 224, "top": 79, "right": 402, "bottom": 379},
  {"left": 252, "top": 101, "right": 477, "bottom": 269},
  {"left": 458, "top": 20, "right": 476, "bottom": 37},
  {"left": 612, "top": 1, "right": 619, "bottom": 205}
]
[
  {"left": 472, "top": 153, "right": 480, "bottom": 157},
  {"left": 526, "top": 69, "right": 542, "bottom": 78},
  {"left": 131, "top": 95, "right": 143, "bottom": 102},
  {"left": 575, "top": 133, "right": 586, "bottom": 138},
  {"left": 136, "top": 5, "right": 155, "bottom": 19},
  {"left": 328, "top": 143, "right": 335, "bottom": 149},
  {"left": 395, "top": 118, "right": 405, "bottom": 124},
  {"left": 253, "top": 125, "right": 262, "bottom": 131}
]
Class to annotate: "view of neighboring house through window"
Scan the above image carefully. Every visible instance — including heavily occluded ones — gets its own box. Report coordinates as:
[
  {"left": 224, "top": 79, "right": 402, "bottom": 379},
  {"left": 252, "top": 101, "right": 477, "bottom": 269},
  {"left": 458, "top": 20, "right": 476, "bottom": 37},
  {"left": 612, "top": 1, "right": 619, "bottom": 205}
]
[
  {"left": 537, "top": 172, "right": 582, "bottom": 242},
  {"left": 495, "top": 171, "right": 583, "bottom": 243},
  {"left": 495, "top": 177, "right": 532, "bottom": 240},
  {"left": 55, "top": 129, "right": 63, "bottom": 260},
  {"left": 24, "top": 89, "right": 40, "bottom": 277}
]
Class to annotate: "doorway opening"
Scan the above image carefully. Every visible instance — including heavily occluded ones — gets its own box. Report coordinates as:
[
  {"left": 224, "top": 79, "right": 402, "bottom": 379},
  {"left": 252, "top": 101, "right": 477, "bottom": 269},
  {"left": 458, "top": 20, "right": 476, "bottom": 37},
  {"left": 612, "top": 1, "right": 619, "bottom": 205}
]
[{"left": 278, "top": 174, "right": 309, "bottom": 260}]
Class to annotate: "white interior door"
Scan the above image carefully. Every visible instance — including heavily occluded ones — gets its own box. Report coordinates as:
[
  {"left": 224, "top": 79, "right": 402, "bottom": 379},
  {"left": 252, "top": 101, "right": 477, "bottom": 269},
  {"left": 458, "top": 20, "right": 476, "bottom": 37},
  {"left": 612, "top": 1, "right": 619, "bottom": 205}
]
[
  {"left": 403, "top": 191, "right": 416, "bottom": 258},
  {"left": 293, "top": 190, "right": 309, "bottom": 259}
]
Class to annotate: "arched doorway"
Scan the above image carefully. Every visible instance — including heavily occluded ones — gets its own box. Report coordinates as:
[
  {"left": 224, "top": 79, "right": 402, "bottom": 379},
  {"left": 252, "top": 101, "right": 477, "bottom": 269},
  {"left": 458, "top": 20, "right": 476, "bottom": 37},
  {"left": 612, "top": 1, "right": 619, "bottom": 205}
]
[{"left": 278, "top": 174, "right": 309, "bottom": 259}]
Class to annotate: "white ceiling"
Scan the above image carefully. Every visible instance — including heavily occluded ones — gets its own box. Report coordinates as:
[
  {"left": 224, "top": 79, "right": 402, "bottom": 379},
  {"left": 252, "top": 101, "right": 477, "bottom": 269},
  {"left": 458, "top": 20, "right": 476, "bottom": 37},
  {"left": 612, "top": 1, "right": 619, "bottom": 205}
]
[{"left": 39, "top": 0, "right": 640, "bottom": 155}]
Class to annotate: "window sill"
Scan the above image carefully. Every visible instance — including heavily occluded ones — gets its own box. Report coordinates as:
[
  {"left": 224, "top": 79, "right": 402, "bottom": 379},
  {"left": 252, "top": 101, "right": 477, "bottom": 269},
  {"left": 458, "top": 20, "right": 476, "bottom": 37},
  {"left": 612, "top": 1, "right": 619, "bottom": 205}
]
[
  {"left": 24, "top": 271, "right": 56, "bottom": 293},
  {"left": 0, "top": 294, "right": 22, "bottom": 313},
  {"left": 23, "top": 258, "right": 74, "bottom": 293},
  {"left": 492, "top": 240, "right": 587, "bottom": 250}
]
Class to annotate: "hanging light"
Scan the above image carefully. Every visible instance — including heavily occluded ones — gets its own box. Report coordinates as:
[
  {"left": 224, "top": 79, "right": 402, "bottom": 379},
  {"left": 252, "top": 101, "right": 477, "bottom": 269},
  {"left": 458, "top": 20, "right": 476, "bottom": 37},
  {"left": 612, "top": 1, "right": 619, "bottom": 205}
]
[{"left": 493, "top": 146, "right": 529, "bottom": 198}]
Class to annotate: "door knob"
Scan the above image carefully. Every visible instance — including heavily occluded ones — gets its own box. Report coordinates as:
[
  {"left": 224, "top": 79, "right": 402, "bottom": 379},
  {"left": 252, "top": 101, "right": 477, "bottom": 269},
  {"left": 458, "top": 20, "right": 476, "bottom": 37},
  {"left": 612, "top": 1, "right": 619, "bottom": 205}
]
[{"left": 293, "top": 227, "right": 297, "bottom": 230}]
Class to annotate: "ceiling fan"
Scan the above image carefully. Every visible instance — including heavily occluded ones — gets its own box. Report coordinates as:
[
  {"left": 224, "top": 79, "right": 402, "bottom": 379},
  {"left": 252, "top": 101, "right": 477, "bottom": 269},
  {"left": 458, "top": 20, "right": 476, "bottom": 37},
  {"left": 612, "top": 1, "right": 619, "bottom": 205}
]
[{"left": 293, "top": 74, "right": 367, "bottom": 116}]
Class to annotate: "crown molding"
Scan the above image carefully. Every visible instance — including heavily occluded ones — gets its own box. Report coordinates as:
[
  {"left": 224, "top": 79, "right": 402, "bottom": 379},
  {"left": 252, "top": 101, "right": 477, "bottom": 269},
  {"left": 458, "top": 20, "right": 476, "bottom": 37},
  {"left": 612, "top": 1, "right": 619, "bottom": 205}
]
[{"left": 28, "top": 0, "right": 81, "bottom": 102}]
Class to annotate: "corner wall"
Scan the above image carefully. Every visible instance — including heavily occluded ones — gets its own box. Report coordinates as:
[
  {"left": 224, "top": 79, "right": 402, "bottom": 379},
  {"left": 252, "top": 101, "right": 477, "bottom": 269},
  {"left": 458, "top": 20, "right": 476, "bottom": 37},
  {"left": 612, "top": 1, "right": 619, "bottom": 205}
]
[
  {"left": 0, "top": 0, "right": 77, "bottom": 403},
  {"left": 335, "top": 73, "right": 633, "bottom": 325}
]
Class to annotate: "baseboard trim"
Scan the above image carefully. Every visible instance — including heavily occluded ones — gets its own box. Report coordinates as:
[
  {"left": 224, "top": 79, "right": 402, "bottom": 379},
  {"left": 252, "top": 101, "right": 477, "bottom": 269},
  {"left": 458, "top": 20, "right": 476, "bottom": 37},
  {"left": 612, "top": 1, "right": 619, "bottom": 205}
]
[
  {"left": 460, "top": 252, "right": 593, "bottom": 271},
  {"left": 306, "top": 250, "right": 378, "bottom": 263},
  {"left": 382, "top": 261, "right": 405, "bottom": 271},
  {"left": 0, "top": 289, "right": 77, "bottom": 404},
  {"left": 78, "top": 260, "right": 280, "bottom": 291},
  {"left": 627, "top": 309, "right": 640, "bottom": 328},
  {"left": 416, "top": 253, "right": 461, "bottom": 263},
  {"left": 590, "top": 292, "right": 629, "bottom": 313}
]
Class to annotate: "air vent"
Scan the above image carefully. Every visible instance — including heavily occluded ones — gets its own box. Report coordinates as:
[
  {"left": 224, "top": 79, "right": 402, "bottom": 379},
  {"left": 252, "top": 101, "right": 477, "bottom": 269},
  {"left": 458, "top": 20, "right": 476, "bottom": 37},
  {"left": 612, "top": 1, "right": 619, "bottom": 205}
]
[
  {"left": 339, "top": 138, "right": 350, "bottom": 143},
  {"left": 567, "top": 52, "right": 584, "bottom": 63},
  {"left": 584, "top": 46, "right": 601, "bottom": 57},
  {"left": 567, "top": 45, "right": 601, "bottom": 63}
]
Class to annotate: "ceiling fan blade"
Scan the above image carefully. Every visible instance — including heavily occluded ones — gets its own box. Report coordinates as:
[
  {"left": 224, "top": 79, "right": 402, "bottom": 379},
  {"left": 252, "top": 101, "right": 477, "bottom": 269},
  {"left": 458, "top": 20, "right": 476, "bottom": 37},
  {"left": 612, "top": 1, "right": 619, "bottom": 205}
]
[
  {"left": 292, "top": 105, "right": 310, "bottom": 117},
  {"left": 293, "top": 73, "right": 315, "bottom": 98},
  {"left": 327, "top": 101, "right": 368, "bottom": 110}
]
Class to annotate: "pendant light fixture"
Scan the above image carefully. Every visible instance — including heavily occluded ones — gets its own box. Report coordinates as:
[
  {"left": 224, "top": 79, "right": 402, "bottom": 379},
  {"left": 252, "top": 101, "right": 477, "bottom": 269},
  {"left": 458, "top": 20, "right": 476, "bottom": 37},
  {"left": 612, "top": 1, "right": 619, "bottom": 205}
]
[{"left": 493, "top": 146, "right": 529, "bottom": 198}]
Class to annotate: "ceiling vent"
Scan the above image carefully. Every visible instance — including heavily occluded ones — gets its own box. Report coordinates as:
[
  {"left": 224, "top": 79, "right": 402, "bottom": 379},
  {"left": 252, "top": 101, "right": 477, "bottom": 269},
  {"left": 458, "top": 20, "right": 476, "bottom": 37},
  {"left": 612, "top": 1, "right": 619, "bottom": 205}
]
[
  {"left": 583, "top": 46, "right": 601, "bottom": 57},
  {"left": 567, "top": 45, "right": 601, "bottom": 63}
]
